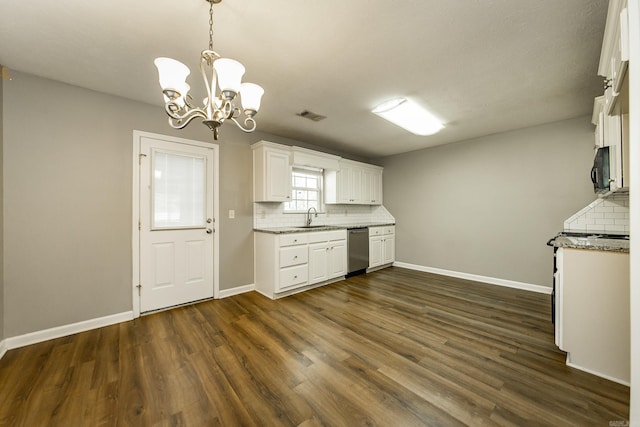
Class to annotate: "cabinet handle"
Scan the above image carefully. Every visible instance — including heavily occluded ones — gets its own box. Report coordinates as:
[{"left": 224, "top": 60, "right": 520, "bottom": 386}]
[
  {"left": 294, "top": 255, "right": 298, "bottom": 259},
  {"left": 294, "top": 275, "right": 297, "bottom": 279}
]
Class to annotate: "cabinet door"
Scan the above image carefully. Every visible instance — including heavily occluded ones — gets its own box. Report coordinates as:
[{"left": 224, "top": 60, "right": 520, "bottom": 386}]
[
  {"left": 370, "top": 169, "right": 383, "bottom": 205},
  {"left": 308, "top": 242, "right": 329, "bottom": 285},
  {"left": 361, "top": 168, "right": 373, "bottom": 205},
  {"left": 336, "top": 168, "right": 350, "bottom": 204},
  {"left": 338, "top": 165, "right": 363, "bottom": 204},
  {"left": 328, "top": 239, "right": 347, "bottom": 278},
  {"left": 382, "top": 236, "right": 395, "bottom": 265},
  {"left": 350, "top": 167, "right": 363, "bottom": 203},
  {"left": 369, "top": 237, "right": 383, "bottom": 268},
  {"left": 266, "top": 150, "right": 292, "bottom": 201}
]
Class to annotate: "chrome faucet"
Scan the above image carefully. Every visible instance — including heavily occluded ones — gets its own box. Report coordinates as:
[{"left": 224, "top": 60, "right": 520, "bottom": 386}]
[{"left": 306, "top": 207, "right": 318, "bottom": 227}]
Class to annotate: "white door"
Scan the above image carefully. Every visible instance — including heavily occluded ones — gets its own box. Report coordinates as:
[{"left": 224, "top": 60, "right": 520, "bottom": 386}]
[{"left": 138, "top": 135, "right": 215, "bottom": 313}]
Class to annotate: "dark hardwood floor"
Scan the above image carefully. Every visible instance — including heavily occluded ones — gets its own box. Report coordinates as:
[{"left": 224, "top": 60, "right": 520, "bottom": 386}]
[{"left": 0, "top": 267, "right": 630, "bottom": 426}]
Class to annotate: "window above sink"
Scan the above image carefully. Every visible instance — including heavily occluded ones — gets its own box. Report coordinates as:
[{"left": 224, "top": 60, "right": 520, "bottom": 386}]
[{"left": 284, "top": 167, "right": 324, "bottom": 213}]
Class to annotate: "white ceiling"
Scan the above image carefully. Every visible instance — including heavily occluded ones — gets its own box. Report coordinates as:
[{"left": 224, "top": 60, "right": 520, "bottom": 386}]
[{"left": 0, "top": 0, "right": 608, "bottom": 158}]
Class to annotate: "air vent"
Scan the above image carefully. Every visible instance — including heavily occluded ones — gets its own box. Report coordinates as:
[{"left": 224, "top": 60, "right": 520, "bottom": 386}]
[{"left": 297, "top": 110, "right": 326, "bottom": 122}]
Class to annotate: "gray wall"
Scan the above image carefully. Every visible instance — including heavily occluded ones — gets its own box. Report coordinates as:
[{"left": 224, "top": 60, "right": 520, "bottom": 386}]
[
  {"left": 380, "top": 116, "right": 596, "bottom": 287},
  {"left": 0, "top": 72, "right": 4, "bottom": 341},
  {"left": 2, "top": 71, "right": 278, "bottom": 337}
]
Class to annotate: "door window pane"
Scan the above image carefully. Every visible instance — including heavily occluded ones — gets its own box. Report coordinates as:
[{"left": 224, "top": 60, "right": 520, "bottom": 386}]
[{"left": 153, "top": 150, "right": 206, "bottom": 228}]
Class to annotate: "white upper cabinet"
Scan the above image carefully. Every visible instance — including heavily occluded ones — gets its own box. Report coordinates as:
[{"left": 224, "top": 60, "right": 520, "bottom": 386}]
[
  {"left": 252, "top": 141, "right": 292, "bottom": 202},
  {"left": 290, "top": 146, "right": 340, "bottom": 170},
  {"left": 325, "top": 159, "right": 383, "bottom": 205},
  {"left": 362, "top": 166, "right": 383, "bottom": 205},
  {"left": 252, "top": 141, "right": 384, "bottom": 205},
  {"left": 593, "top": 0, "right": 631, "bottom": 193},
  {"left": 599, "top": 0, "right": 629, "bottom": 115}
]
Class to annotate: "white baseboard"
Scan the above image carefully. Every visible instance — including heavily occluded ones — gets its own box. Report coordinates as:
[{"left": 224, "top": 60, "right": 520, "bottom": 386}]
[
  {"left": 0, "top": 311, "right": 134, "bottom": 360},
  {"left": 0, "top": 339, "right": 8, "bottom": 360},
  {"left": 566, "top": 354, "right": 630, "bottom": 386},
  {"left": 219, "top": 283, "right": 255, "bottom": 298},
  {"left": 255, "top": 277, "right": 344, "bottom": 300},
  {"left": 393, "top": 261, "right": 552, "bottom": 295}
]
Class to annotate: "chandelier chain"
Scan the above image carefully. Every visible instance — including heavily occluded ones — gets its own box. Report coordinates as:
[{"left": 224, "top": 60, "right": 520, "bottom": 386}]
[{"left": 208, "top": 0, "right": 214, "bottom": 51}]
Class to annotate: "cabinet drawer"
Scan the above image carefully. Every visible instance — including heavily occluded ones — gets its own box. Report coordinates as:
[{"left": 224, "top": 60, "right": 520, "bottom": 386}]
[
  {"left": 279, "top": 265, "right": 308, "bottom": 290},
  {"left": 369, "top": 227, "right": 384, "bottom": 237},
  {"left": 280, "top": 233, "right": 308, "bottom": 247},
  {"left": 307, "top": 230, "right": 346, "bottom": 243},
  {"left": 383, "top": 226, "right": 395, "bottom": 236},
  {"left": 280, "top": 246, "right": 308, "bottom": 268},
  {"left": 307, "top": 231, "right": 330, "bottom": 244},
  {"left": 327, "top": 230, "right": 346, "bottom": 241}
]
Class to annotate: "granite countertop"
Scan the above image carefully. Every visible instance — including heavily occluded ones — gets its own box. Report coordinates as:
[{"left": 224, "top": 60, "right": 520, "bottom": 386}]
[
  {"left": 548, "top": 233, "right": 630, "bottom": 253},
  {"left": 254, "top": 222, "right": 395, "bottom": 234}
]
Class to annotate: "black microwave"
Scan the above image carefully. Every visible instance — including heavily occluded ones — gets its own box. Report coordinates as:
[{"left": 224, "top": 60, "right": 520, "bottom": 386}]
[{"left": 591, "top": 146, "right": 610, "bottom": 193}]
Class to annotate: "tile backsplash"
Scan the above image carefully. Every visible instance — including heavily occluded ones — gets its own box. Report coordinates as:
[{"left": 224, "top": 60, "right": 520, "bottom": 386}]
[
  {"left": 564, "top": 193, "right": 629, "bottom": 234},
  {"left": 254, "top": 203, "right": 395, "bottom": 229}
]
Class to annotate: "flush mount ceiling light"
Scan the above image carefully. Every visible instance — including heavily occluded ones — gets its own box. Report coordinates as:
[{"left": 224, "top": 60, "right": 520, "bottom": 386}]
[
  {"left": 372, "top": 98, "right": 443, "bottom": 136},
  {"left": 154, "top": 0, "right": 264, "bottom": 140}
]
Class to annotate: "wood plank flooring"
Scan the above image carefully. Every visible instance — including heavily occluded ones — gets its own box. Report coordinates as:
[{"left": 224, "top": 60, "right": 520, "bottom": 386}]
[{"left": 0, "top": 267, "right": 630, "bottom": 426}]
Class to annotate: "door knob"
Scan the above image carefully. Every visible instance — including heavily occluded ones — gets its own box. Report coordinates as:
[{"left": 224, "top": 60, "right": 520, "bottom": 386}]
[{"left": 206, "top": 228, "right": 213, "bottom": 234}]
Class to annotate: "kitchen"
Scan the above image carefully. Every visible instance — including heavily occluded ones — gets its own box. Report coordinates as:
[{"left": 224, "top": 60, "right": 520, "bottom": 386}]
[{"left": 0, "top": 0, "right": 639, "bottom": 425}]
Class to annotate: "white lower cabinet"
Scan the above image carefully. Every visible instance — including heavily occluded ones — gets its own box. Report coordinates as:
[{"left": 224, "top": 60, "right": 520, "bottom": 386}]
[
  {"left": 255, "top": 230, "right": 347, "bottom": 299},
  {"left": 369, "top": 226, "right": 395, "bottom": 269},
  {"left": 308, "top": 233, "right": 347, "bottom": 284},
  {"left": 382, "top": 235, "right": 395, "bottom": 264},
  {"left": 328, "top": 239, "right": 347, "bottom": 278},
  {"left": 308, "top": 242, "right": 330, "bottom": 284},
  {"left": 556, "top": 247, "right": 630, "bottom": 384}
]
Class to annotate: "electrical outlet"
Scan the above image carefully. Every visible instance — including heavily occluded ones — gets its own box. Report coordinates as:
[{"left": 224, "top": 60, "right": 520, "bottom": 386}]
[{"left": 229, "top": 209, "right": 235, "bottom": 219}]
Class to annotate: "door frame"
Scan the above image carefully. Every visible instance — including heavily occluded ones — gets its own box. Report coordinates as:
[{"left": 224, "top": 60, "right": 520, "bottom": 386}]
[{"left": 132, "top": 130, "right": 220, "bottom": 318}]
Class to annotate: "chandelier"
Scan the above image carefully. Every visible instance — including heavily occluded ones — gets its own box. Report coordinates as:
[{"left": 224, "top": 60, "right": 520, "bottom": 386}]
[{"left": 154, "top": 0, "right": 264, "bottom": 140}]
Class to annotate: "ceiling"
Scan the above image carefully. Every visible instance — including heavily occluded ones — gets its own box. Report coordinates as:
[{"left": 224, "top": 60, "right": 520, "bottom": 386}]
[{"left": 0, "top": 0, "right": 608, "bottom": 158}]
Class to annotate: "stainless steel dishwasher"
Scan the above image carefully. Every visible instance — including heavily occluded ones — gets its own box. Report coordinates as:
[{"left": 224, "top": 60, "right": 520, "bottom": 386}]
[{"left": 347, "top": 227, "right": 369, "bottom": 276}]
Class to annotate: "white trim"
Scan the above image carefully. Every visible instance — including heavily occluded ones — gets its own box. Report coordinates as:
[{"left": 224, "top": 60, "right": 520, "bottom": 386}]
[
  {"left": 628, "top": 1, "right": 640, "bottom": 423},
  {"left": 393, "top": 261, "right": 552, "bottom": 295},
  {"left": 255, "top": 277, "right": 344, "bottom": 300},
  {"left": 132, "top": 132, "right": 141, "bottom": 317},
  {"left": 0, "top": 312, "right": 133, "bottom": 359},
  {"left": 218, "top": 284, "right": 256, "bottom": 298},
  {"left": 566, "top": 354, "right": 630, "bottom": 387},
  {"left": 132, "top": 130, "right": 220, "bottom": 317},
  {"left": 212, "top": 144, "right": 220, "bottom": 299},
  {"left": 0, "top": 339, "right": 8, "bottom": 360}
]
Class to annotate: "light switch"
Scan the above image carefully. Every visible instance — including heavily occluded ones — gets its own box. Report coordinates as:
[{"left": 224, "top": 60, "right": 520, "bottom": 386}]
[{"left": 228, "top": 209, "right": 235, "bottom": 219}]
